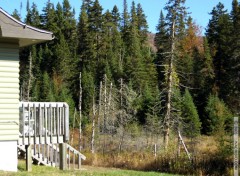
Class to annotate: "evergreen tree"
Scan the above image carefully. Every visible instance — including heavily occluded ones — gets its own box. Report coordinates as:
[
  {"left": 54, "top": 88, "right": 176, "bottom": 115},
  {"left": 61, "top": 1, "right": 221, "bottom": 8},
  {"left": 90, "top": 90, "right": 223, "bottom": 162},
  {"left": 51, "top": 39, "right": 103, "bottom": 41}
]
[
  {"left": 62, "top": 0, "right": 77, "bottom": 54},
  {"left": 206, "top": 2, "right": 234, "bottom": 110},
  {"left": 181, "top": 89, "right": 201, "bottom": 137},
  {"left": 155, "top": 11, "right": 169, "bottom": 85},
  {"left": 12, "top": 9, "right": 21, "bottom": 20},
  {"left": 136, "top": 3, "right": 148, "bottom": 44},
  {"left": 227, "top": 0, "right": 240, "bottom": 113},
  {"left": 205, "top": 94, "right": 232, "bottom": 135}
]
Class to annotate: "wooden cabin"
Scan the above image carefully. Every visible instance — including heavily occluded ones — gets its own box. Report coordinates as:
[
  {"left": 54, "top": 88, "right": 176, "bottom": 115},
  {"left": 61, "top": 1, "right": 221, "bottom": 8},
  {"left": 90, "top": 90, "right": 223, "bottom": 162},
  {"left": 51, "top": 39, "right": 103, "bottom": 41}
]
[{"left": 0, "top": 8, "right": 85, "bottom": 172}]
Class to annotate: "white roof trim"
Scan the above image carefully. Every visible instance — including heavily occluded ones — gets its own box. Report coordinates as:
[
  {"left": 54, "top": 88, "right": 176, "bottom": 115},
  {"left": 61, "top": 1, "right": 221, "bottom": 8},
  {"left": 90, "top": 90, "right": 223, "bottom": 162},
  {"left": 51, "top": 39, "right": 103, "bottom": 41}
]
[{"left": 0, "top": 7, "right": 53, "bottom": 35}]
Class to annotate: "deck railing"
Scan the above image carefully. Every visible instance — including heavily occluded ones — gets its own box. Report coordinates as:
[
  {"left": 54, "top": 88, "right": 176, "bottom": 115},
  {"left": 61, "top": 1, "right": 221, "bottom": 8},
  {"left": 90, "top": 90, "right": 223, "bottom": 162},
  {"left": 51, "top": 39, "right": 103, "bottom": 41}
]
[{"left": 19, "top": 102, "right": 69, "bottom": 145}]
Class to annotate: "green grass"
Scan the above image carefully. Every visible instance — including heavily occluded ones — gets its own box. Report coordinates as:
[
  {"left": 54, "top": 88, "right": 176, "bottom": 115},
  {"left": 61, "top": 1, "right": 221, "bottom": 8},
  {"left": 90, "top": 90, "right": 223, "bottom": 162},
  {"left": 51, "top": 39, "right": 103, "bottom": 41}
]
[{"left": 0, "top": 160, "right": 178, "bottom": 176}]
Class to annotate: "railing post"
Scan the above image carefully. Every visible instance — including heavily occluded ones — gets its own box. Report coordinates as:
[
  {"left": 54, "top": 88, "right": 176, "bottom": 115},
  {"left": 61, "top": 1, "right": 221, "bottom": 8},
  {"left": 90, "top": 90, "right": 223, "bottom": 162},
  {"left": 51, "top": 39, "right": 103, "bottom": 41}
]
[
  {"left": 64, "top": 103, "right": 69, "bottom": 142},
  {"left": 25, "top": 145, "right": 32, "bottom": 171},
  {"left": 59, "top": 143, "right": 67, "bottom": 170}
]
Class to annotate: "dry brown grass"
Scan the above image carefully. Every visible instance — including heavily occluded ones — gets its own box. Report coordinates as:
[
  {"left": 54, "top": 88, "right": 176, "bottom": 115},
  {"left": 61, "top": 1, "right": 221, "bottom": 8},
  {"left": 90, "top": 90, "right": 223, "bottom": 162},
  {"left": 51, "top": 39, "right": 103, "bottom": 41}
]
[{"left": 69, "top": 128, "right": 234, "bottom": 175}]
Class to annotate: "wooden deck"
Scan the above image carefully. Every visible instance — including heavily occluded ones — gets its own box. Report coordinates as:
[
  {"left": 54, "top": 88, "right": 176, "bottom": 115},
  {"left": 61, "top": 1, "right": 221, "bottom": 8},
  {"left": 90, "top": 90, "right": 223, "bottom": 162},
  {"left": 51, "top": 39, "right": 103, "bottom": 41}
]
[{"left": 18, "top": 102, "right": 69, "bottom": 145}]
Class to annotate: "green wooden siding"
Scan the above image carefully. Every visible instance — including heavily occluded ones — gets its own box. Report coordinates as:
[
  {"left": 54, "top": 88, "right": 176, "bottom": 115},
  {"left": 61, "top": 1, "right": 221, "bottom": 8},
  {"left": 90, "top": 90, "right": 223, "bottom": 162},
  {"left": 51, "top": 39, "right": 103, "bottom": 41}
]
[{"left": 0, "top": 44, "right": 19, "bottom": 141}]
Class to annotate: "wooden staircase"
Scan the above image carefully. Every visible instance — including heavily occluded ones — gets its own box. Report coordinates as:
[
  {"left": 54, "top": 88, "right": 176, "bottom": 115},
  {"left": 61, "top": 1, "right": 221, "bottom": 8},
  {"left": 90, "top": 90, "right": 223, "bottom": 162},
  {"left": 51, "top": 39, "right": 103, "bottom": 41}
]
[{"left": 18, "top": 143, "right": 86, "bottom": 169}]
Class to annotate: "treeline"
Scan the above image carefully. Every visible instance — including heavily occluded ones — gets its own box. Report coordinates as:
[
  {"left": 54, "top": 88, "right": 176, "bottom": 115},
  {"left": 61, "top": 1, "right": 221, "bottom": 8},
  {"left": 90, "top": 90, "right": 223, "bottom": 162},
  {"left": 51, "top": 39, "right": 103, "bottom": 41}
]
[{"left": 14, "top": 0, "right": 239, "bottom": 140}]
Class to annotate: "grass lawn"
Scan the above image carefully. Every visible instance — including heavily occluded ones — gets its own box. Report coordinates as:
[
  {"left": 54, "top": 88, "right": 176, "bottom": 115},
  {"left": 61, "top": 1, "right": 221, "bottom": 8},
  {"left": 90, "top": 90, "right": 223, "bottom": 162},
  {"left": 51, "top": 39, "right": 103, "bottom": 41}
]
[{"left": 0, "top": 160, "right": 178, "bottom": 176}]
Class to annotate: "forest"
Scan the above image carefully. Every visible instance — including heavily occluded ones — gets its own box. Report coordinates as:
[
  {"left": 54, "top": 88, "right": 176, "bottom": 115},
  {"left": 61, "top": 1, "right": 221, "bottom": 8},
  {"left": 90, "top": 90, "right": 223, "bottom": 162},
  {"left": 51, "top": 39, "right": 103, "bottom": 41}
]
[{"left": 12, "top": 0, "right": 239, "bottom": 175}]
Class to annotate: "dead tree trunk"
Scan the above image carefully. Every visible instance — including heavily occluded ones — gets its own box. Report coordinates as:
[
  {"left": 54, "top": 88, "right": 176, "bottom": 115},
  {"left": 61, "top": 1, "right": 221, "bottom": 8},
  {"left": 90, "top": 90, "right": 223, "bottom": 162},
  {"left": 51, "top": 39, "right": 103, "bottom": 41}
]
[
  {"left": 91, "top": 96, "right": 96, "bottom": 153},
  {"left": 79, "top": 72, "right": 82, "bottom": 152},
  {"left": 97, "top": 81, "right": 102, "bottom": 132},
  {"left": 163, "top": 19, "right": 175, "bottom": 149},
  {"left": 103, "top": 74, "right": 107, "bottom": 154},
  {"left": 118, "top": 78, "right": 124, "bottom": 153},
  {"left": 108, "top": 82, "right": 113, "bottom": 140}
]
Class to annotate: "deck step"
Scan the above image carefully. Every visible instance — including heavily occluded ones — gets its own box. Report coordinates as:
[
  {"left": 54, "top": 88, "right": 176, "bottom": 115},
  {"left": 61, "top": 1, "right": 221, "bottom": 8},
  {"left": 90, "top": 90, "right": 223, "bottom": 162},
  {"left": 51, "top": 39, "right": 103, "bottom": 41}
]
[{"left": 17, "top": 144, "right": 86, "bottom": 169}]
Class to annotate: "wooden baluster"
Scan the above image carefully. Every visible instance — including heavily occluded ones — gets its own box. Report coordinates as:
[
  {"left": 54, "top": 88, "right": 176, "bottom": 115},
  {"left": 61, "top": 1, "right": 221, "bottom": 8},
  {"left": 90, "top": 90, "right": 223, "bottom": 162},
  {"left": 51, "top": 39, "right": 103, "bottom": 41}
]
[
  {"left": 44, "top": 104, "right": 47, "bottom": 144},
  {"left": 50, "top": 104, "right": 52, "bottom": 143},
  {"left": 28, "top": 103, "right": 30, "bottom": 144},
  {"left": 22, "top": 103, "right": 25, "bottom": 145},
  {"left": 33, "top": 103, "right": 36, "bottom": 144},
  {"left": 73, "top": 151, "right": 75, "bottom": 170},
  {"left": 39, "top": 104, "right": 42, "bottom": 144},
  {"left": 57, "top": 104, "right": 59, "bottom": 143}
]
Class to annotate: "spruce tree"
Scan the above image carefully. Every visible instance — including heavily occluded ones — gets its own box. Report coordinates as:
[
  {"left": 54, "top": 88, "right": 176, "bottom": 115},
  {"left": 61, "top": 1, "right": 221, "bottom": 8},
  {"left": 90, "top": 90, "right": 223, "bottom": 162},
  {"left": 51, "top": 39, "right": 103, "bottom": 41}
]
[
  {"left": 206, "top": 2, "right": 234, "bottom": 109},
  {"left": 136, "top": 3, "right": 148, "bottom": 44},
  {"left": 227, "top": 0, "right": 240, "bottom": 113},
  {"left": 181, "top": 89, "right": 201, "bottom": 137},
  {"left": 205, "top": 94, "right": 232, "bottom": 135}
]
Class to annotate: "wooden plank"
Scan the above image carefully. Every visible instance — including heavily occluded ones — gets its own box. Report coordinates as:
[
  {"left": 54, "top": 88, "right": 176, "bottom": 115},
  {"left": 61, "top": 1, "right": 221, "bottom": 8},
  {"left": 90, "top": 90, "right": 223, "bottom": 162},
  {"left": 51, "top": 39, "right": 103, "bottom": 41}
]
[
  {"left": 44, "top": 104, "right": 47, "bottom": 144},
  {"left": 0, "top": 109, "right": 19, "bottom": 114},
  {"left": 0, "top": 83, "right": 19, "bottom": 88},
  {"left": 59, "top": 143, "right": 67, "bottom": 170},
  {"left": 39, "top": 104, "right": 42, "bottom": 144},
  {"left": 0, "top": 77, "right": 19, "bottom": 83},
  {"left": 68, "top": 147, "right": 70, "bottom": 170},
  {"left": 50, "top": 104, "right": 52, "bottom": 143},
  {"left": 0, "top": 124, "right": 18, "bottom": 130},
  {"left": 0, "top": 60, "right": 19, "bottom": 67},
  {"left": 64, "top": 103, "right": 69, "bottom": 142},
  {"left": 0, "top": 98, "right": 19, "bottom": 104},
  {"left": 73, "top": 152, "right": 75, "bottom": 170},
  {"left": 0, "top": 88, "right": 19, "bottom": 94},
  {"left": 28, "top": 104, "right": 30, "bottom": 145},
  {"left": 33, "top": 104, "right": 36, "bottom": 144},
  {"left": 0, "top": 129, "right": 19, "bottom": 135},
  {"left": 0, "top": 134, "right": 19, "bottom": 141},
  {"left": 0, "top": 67, "right": 19, "bottom": 73},
  {"left": 57, "top": 104, "right": 59, "bottom": 143},
  {"left": 22, "top": 103, "right": 25, "bottom": 145},
  {"left": 0, "top": 103, "right": 18, "bottom": 109},
  {"left": 25, "top": 145, "right": 32, "bottom": 172},
  {"left": 0, "top": 93, "right": 19, "bottom": 99}
]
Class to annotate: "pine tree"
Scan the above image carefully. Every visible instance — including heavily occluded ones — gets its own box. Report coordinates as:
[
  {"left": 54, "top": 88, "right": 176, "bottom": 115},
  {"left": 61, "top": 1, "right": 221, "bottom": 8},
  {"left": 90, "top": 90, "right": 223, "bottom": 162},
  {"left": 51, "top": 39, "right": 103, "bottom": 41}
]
[
  {"left": 206, "top": 2, "right": 234, "bottom": 109},
  {"left": 12, "top": 9, "right": 21, "bottom": 20},
  {"left": 62, "top": 0, "right": 77, "bottom": 54},
  {"left": 155, "top": 11, "right": 169, "bottom": 85},
  {"left": 205, "top": 94, "right": 232, "bottom": 135},
  {"left": 136, "top": 3, "right": 148, "bottom": 44},
  {"left": 181, "top": 89, "right": 201, "bottom": 137},
  {"left": 227, "top": 0, "right": 240, "bottom": 113}
]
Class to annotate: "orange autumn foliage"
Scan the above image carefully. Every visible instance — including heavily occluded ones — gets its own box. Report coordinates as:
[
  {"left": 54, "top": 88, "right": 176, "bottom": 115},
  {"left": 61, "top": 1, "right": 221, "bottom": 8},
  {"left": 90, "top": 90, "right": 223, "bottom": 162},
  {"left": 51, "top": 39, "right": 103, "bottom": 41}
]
[{"left": 179, "top": 20, "right": 203, "bottom": 56}]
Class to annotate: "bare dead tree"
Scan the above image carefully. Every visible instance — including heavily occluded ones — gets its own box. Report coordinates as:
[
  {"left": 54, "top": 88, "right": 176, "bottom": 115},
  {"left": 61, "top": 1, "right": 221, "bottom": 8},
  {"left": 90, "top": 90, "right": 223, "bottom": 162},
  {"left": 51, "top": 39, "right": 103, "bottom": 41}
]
[
  {"left": 91, "top": 95, "right": 96, "bottom": 153},
  {"left": 79, "top": 72, "right": 82, "bottom": 152},
  {"left": 163, "top": 18, "right": 175, "bottom": 149},
  {"left": 103, "top": 74, "right": 107, "bottom": 154},
  {"left": 97, "top": 81, "right": 102, "bottom": 132},
  {"left": 118, "top": 78, "right": 124, "bottom": 153}
]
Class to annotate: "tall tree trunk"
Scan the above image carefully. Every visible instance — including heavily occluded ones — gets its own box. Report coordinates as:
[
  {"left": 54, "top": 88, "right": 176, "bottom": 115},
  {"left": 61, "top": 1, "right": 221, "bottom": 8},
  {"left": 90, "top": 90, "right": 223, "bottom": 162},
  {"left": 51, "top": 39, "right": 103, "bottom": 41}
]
[
  {"left": 91, "top": 96, "right": 96, "bottom": 153},
  {"left": 97, "top": 81, "right": 102, "bottom": 132},
  {"left": 79, "top": 72, "right": 82, "bottom": 152},
  {"left": 108, "top": 82, "right": 113, "bottom": 140},
  {"left": 118, "top": 78, "right": 124, "bottom": 153},
  {"left": 103, "top": 74, "right": 107, "bottom": 155},
  {"left": 163, "top": 19, "right": 175, "bottom": 149}
]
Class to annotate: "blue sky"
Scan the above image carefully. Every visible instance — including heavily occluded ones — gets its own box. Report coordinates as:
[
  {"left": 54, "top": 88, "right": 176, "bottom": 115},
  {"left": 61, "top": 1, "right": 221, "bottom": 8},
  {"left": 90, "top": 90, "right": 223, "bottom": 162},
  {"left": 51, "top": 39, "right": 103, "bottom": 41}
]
[{"left": 0, "top": 0, "right": 232, "bottom": 34}]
